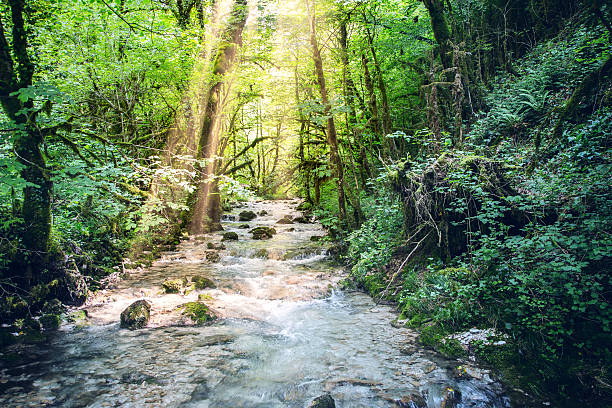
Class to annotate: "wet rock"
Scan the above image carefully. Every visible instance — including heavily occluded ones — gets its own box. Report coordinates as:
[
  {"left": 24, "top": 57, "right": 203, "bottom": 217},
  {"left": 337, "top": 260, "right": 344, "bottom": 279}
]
[
  {"left": 120, "top": 300, "right": 151, "bottom": 330},
  {"left": 181, "top": 302, "right": 216, "bottom": 325},
  {"left": 198, "top": 334, "right": 235, "bottom": 346},
  {"left": 162, "top": 278, "right": 184, "bottom": 293},
  {"left": 259, "top": 210, "right": 268, "bottom": 216},
  {"left": 207, "top": 242, "right": 226, "bottom": 250},
  {"left": 276, "top": 216, "right": 294, "bottom": 224},
  {"left": 250, "top": 226, "right": 276, "bottom": 240},
  {"left": 293, "top": 215, "right": 311, "bottom": 223},
  {"left": 422, "top": 363, "right": 436, "bottom": 374},
  {"left": 396, "top": 394, "right": 427, "bottom": 408},
  {"left": 39, "top": 314, "right": 61, "bottom": 331},
  {"left": 254, "top": 248, "right": 268, "bottom": 258},
  {"left": 238, "top": 224, "right": 250, "bottom": 229},
  {"left": 190, "top": 381, "right": 210, "bottom": 400},
  {"left": 65, "top": 309, "right": 88, "bottom": 326},
  {"left": 222, "top": 231, "right": 239, "bottom": 241},
  {"left": 55, "top": 269, "right": 88, "bottom": 306},
  {"left": 239, "top": 210, "right": 257, "bottom": 221},
  {"left": 221, "top": 214, "right": 236, "bottom": 221},
  {"left": 440, "top": 387, "right": 461, "bottom": 408},
  {"left": 205, "top": 251, "right": 221, "bottom": 263},
  {"left": 309, "top": 394, "right": 335, "bottom": 408},
  {"left": 192, "top": 276, "right": 216, "bottom": 290},
  {"left": 324, "top": 378, "right": 382, "bottom": 392}
]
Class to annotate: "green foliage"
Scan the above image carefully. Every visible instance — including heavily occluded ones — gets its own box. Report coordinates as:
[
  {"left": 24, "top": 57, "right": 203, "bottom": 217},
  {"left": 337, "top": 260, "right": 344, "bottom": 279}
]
[{"left": 346, "top": 189, "right": 404, "bottom": 284}]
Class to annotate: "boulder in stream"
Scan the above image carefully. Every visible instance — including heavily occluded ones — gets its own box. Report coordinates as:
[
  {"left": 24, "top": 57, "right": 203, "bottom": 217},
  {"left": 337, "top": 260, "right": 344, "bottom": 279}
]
[
  {"left": 120, "top": 300, "right": 151, "bottom": 330},
  {"left": 276, "top": 215, "right": 294, "bottom": 224},
  {"left": 250, "top": 226, "right": 276, "bottom": 240},
  {"left": 239, "top": 210, "right": 257, "bottom": 221},
  {"left": 181, "top": 302, "right": 216, "bottom": 325},
  {"left": 293, "top": 215, "right": 311, "bottom": 223},
  {"left": 207, "top": 242, "right": 226, "bottom": 250},
  {"left": 205, "top": 251, "right": 221, "bottom": 263},
  {"left": 162, "top": 278, "right": 185, "bottom": 293},
  {"left": 192, "top": 276, "right": 216, "bottom": 289},
  {"left": 222, "top": 232, "right": 239, "bottom": 241},
  {"left": 309, "top": 394, "right": 336, "bottom": 408}
]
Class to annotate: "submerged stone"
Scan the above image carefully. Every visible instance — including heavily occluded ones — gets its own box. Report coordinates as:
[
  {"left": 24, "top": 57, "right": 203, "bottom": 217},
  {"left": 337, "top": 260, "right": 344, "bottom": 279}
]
[
  {"left": 309, "top": 394, "right": 336, "bottom": 408},
  {"left": 181, "top": 302, "right": 216, "bottom": 325},
  {"left": 222, "top": 232, "right": 239, "bottom": 241},
  {"left": 120, "top": 300, "right": 151, "bottom": 330},
  {"left": 238, "top": 210, "right": 257, "bottom": 221}
]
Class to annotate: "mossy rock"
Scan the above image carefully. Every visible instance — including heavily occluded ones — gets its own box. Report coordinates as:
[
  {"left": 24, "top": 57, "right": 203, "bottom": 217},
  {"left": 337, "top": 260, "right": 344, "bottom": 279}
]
[
  {"left": 221, "top": 232, "right": 239, "bottom": 241},
  {"left": 162, "top": 278, "right": 184, "bottom": 294},
  {"left": 293, "top": 216, "right": 311, "bottom": 223},
  {"left": 207, "top": 242, "right": 226, "bottom": 250},
  {"left": 250, "top": 226, "right": 276, "bottom": 240},
  {"left": 205, "top": 251, "right": 221, "bottom": 263},
  {"left": 181, "top": 302, "right": 216, "bottom": 325},
  {"left": 65, "top": 309, "right": 88, "bottom": 325},
  {"left": 238, "top": 224, "right": 250, "bottom": 229},
  {"left": 238, "top": 210, "right": 257, "bottom": 221},
  {"left": 39, "top": 314, "right": 61, "bottom": 331},
  {"left": 120, "top": 300, "right": 151, "bottom": 330},
  {"left": 276, "top": 216, "right": 294, "bottom": 224},
  {"left": 309, "top": 394, "right": 336, "bottom": 408},
  {"left": 198, "top": 293, "right": 213, "bottom": 301},
  {"left": 254, "top": 248, "right": 268, "bottom": 258},
  {"left": 192, "top": 276, "right": 216, "bottom": 290}
]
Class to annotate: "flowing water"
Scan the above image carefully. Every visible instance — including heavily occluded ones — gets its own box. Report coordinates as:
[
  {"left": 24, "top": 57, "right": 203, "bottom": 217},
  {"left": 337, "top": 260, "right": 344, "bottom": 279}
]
[{"left": 1, "top": 200, "right": 510, "bottom": 407}]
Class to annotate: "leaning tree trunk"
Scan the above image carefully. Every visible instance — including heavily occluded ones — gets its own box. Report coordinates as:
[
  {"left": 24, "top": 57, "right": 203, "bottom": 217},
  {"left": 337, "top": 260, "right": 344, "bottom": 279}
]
[
  {"left": 307, "top": 0, "right": 347, "bottom": 223},
  {"left": 0, "top": 0, "right": 52, "bottom": 286},
  {"left": 189, "top": 0, "right": 249, "bottom": 234}
]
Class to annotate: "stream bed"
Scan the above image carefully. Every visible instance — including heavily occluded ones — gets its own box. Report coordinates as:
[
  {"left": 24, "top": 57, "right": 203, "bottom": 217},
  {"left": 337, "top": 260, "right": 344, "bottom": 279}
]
[{"left": 0, "top": 200, "right": 510, "bottom": 407}]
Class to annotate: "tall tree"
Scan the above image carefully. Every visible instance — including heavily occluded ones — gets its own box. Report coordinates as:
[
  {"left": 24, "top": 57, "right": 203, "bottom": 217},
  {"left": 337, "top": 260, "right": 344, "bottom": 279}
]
[
  {"left": 0, "top": 0, "right": 52, "bottom": 284},
  {"left": 190, "top": 0, "right": 249, "bottom": 234},
  {"left": 307, "top": 0, "right": 347, "bottom": 223}
]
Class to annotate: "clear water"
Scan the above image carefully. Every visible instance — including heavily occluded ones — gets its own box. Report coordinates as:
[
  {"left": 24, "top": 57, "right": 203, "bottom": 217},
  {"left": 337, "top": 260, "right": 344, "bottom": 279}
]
[{"left": 0, "top": 200, "right": 510, "bottom": 407}]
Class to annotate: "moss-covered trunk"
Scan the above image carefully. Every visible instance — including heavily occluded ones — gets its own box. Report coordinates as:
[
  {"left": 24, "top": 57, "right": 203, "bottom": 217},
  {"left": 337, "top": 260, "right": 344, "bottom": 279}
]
[
  {"left": 0, "top": 0, "right": 51, "bottom": 284},
  {"left": 189, "top": 0, "right": 248, "bottom": 234}
]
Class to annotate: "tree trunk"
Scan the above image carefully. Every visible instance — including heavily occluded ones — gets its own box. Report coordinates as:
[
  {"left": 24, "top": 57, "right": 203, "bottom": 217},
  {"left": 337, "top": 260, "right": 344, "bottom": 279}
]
[
  {"left": 423, "top": 0, "right": 452, "bottom": 69},
  {"left": 0, "top": 1, "right": 51, "bottom": 284},
  {"left": 307, "top": 0, "right": 347, "bottom": 223},
  {"left": 190, "top": 0, "right": 248, "bottom": 234}
]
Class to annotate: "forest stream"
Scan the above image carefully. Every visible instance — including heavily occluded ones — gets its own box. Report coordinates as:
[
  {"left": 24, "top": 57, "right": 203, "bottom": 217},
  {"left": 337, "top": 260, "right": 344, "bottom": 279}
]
[{"left": 1, "top": 200, "right": 510, "bottom": 407}]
